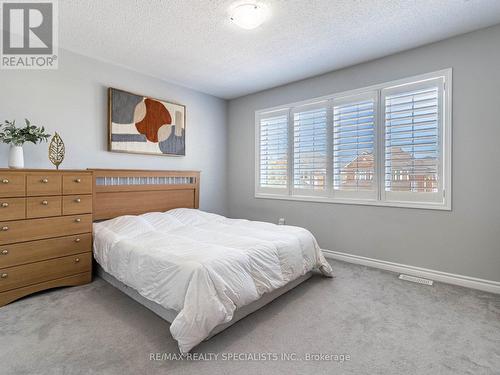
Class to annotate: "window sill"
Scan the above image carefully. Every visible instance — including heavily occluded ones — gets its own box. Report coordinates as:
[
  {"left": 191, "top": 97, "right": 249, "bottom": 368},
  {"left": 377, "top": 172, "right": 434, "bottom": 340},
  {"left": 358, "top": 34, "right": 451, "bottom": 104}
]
[{"left": 254, "top": 192, "right": 451, "bottom": 211}]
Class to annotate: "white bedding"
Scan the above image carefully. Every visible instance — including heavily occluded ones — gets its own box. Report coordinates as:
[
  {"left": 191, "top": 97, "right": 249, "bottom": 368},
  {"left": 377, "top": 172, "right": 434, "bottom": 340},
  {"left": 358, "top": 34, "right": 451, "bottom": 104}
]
[{"left": 93, "top": 208, "right": 332, "bottom": 353}]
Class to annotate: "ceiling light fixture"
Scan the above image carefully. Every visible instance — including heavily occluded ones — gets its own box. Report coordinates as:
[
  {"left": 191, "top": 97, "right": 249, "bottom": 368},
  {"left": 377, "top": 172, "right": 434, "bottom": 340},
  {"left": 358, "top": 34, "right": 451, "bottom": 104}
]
[{"left": 230, "top": 3, "right": 268, "bottom": 30}]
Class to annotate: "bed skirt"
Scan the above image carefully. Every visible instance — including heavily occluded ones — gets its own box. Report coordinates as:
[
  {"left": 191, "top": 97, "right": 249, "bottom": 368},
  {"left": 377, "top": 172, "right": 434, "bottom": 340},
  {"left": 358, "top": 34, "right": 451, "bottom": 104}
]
[{"left": 95, "top": 263, "right": 313, "bottom": 340}]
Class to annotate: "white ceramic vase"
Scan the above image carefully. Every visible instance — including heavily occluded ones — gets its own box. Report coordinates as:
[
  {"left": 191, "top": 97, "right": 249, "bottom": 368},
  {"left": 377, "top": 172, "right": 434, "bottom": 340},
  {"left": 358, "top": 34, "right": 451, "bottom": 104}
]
[{"left": 8, "top": 145, "right": 24, "bottom": 169}]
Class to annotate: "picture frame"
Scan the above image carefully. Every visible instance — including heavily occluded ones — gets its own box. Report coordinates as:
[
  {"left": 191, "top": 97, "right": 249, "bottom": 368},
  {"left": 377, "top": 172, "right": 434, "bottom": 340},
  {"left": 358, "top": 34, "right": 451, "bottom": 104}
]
[{"left": 108, "top": 87, "right": 186, "bottom": 156}]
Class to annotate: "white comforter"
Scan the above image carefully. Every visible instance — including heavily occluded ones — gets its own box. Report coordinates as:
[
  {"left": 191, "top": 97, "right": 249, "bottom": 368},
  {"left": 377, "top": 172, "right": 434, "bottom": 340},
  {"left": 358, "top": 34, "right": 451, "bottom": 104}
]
[{"left": 93, "top": 209, "right": 332, "bottom": 353}]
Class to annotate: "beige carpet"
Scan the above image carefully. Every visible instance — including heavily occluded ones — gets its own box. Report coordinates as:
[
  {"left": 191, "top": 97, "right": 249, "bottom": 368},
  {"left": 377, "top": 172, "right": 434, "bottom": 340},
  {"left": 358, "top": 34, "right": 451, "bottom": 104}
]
[{"left": 1, "top": 260, "right": 499, "bottom": 375}]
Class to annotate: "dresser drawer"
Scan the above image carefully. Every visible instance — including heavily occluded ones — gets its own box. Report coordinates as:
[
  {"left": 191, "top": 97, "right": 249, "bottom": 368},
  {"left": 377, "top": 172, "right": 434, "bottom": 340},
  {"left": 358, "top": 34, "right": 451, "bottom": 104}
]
[
  {"left": 0, "top": 198, "right": 25, "bottom": 220},
  {"left": 63, "top": 174, "right": 92, "bottom": 195},
  {"left": 0, "top": 173, "right": 25, "bottom": 197},
  {"left": 0, "top": 272, "right": 91, "bottom": 306},
  {"left": 27, "top": 196, "right": 62, "bottom": 218},
  {"left": 27, "top": 173, "right": 62, "bottom": 196},
  {"left": 0, "top": 214, "right": 92, "bottom": 245},
  {"left": 0, "top": 252, "right": 91, "bottom": 292},
  {"left": 0, "top": 233, "right": 91, "bottom": 268},
  {"left": 62, "top": 195, "right": 92, "bottom": 215}
]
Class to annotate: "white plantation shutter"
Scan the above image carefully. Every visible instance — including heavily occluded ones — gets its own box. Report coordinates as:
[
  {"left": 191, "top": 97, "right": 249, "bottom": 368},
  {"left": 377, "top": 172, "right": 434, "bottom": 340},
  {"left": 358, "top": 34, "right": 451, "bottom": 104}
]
[
  {"left": 382, "top": 77, "right": 444, "bottom": 203},
  {"left": 255, "top": 70, "right": 450, "bottom": 209},
  {"left": 333, "top": 93, "right": 377, "bottom": 199},
  {"left": 292, "top": 104, "right": 328, "bottom": 194},
  {"left": 258, "top": 111, "right": 289, "bottom": 193}
]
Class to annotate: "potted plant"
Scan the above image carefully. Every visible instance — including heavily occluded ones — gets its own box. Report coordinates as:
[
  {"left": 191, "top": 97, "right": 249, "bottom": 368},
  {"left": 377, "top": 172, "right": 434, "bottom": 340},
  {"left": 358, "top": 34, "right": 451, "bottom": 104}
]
[{"left": 0, "top": 119, "right": 51, "bottom": 168}]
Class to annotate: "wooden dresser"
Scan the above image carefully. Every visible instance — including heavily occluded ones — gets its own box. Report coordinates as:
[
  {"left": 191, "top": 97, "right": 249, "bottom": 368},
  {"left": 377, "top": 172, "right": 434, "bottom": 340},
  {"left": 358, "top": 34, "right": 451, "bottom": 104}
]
[{"left": 0, "top": 169, "right": 93, "bottom": 306}]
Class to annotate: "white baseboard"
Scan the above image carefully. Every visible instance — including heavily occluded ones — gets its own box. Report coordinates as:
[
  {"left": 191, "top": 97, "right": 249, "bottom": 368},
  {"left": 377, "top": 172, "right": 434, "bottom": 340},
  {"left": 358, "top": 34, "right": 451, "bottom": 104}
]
[{"left": 322, "top": 249, "right": 500, "bottom": 295}]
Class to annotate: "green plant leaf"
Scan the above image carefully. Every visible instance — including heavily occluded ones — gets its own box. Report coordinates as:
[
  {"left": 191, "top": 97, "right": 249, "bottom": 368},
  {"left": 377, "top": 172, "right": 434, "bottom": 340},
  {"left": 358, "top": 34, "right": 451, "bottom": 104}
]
[{"left": 0, "top": 119, "right": 51, "bottom": 146}]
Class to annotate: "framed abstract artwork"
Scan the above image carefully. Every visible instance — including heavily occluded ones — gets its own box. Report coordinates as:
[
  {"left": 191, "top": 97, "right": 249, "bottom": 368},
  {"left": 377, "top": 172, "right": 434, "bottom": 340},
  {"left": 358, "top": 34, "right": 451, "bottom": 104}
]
[{"left": 108, "top": 88, "right": 186, "bottom": 156}]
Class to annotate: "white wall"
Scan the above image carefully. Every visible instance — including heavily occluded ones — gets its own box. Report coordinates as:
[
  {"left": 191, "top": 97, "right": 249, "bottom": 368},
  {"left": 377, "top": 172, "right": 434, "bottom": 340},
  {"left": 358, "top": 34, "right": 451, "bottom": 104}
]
[
  {"left": 227, "top": 24, "right": 500, "bottom": 282},
  {"left": 0, "top": 49, "right": 228, "bottom": 215}
]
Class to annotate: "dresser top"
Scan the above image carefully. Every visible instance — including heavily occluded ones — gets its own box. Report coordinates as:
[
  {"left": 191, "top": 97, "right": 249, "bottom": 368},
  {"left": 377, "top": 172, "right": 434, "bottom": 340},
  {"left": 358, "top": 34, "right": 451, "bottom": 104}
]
[{"left": 0, "top": 169, "right": 92, "bottom": 173}]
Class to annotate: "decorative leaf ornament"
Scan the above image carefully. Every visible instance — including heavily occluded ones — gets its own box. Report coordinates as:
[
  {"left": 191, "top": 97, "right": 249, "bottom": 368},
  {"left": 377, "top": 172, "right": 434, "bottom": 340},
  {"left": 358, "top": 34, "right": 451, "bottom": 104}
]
[{"left": 48, "top": 132, "right": 65, "bottom": 169}]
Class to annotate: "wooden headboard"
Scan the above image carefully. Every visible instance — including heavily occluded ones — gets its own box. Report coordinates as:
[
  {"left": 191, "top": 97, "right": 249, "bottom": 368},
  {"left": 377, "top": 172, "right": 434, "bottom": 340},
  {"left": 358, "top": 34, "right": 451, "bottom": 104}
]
[{"left": 89, "top": 169, "right": 200, "bottom": 221}]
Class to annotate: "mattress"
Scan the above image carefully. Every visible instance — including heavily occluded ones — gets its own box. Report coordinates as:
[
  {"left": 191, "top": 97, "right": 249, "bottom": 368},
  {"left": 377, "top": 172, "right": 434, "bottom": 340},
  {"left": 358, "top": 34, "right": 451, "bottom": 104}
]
[{"left": 93, "top": 208, "right": 333, "bottom": 353}]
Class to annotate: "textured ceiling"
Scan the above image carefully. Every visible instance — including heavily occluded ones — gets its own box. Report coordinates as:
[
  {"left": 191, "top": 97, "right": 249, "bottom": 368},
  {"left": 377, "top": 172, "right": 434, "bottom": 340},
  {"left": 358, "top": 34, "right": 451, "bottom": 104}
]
[{"left": 59, "top": 0, "right": 500, "bottom": 99}]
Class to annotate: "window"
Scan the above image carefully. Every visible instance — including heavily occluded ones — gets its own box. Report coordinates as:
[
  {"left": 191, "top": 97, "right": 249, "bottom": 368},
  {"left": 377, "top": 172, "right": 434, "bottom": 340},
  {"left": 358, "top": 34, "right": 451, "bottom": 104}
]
[
  {"left": 293, "top": 103, "right": 328, "bottom": 194},
  {"left": 333, "top": 93, "right": 377, "bottom": 200},
  {"left": 258, "top": 110, "right": 289, "bottom": 194},
  {"left": 255, "top": 69, "right": 451, "bottom": 210},
  {"left": 382, "top": 78, "right": 443, "bottom": 204}
]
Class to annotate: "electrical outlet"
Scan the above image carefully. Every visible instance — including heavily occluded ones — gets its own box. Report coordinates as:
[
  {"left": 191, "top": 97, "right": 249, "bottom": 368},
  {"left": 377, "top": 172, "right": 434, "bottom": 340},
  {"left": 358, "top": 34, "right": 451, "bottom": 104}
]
[{"left": 278, "top": 218, "right": 286, "bottom": 225}]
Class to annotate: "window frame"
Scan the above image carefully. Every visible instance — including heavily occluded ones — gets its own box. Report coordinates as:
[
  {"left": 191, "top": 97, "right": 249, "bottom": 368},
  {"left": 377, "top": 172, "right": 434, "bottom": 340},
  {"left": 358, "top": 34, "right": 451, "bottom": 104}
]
[
  {"left": 255, "top": 108, "right": 290, "bottom": 196},
  {"left": 332, "top": 90, "right": 379, "bottom": 201},
  {"left": 291, "top": 100, "right": 330, "bottom": 197},
  {"left": 254, "top": 69, "right": 452, "bottom": 211},
  {"left": 381, "top": 77, "right": 445, "bottom": 206}
]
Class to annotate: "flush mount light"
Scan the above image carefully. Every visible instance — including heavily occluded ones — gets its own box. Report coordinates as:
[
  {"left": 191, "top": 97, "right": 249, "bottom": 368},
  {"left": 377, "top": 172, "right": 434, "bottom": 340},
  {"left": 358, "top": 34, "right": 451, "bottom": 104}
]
[{"left": 230, "top": 3, "right": 268, "bottom": 30}]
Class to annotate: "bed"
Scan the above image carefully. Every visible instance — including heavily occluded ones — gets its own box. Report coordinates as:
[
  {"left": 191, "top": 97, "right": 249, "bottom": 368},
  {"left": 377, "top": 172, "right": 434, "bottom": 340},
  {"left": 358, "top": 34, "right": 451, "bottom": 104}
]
[{"left": 90, "top": 169, "right": 333, "bottom": 353}]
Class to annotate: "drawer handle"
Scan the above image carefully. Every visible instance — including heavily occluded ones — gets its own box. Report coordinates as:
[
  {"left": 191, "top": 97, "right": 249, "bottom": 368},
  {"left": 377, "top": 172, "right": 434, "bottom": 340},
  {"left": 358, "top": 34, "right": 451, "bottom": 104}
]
[
  {"left": 75, "top": 198, "right": 81, "bottom": 203},
  {"left": 1, "top": 273, "right": 7, "bottom": 279},
  {"left": 42, "top": 200, "right": 49, "bottom": 205},
  {"left": 75, "top": 258, "right": 80, "bottom": 263},
  {"left": 1, "top": 202, "right": 8, "bottom": 208},
  {"left": 1, "top": 179, "right": 8, "bottom": 184},
  {"left": 1, "top": 250, "right": 8, "bottom": 255},
  {"left": 41, "top": 178, "right": 49, "bottom": 184},
  {"left": 1, "top": 226, "right": 8, "bottom": 231},
  {"left": 75, "top": 178, "right": 82, "bottom": 183},
  {"left": 74, "top": 218, "right": 81, "bottom": 223},
  {"left": 74, "top": 238, "right": 81, "bottom": 243}
]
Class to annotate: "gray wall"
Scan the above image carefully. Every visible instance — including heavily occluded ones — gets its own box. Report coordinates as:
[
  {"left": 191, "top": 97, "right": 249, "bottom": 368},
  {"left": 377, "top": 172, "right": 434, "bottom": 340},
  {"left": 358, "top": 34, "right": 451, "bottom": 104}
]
[
  {"left": 227, "top": 24, "right": 500, "bottom": 282},
  {"left": 0, "top": 49, "right": 228, "bottom": 215}
]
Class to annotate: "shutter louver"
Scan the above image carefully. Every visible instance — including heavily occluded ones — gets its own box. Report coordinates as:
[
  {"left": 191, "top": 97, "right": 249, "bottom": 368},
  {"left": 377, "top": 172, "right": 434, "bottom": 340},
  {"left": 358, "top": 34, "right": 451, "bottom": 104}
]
[
  {"left": 293, "top": 106, "right": 327, "bottom": 192},
  {"left": 259, "top": 113, "right": 288, "bottom": 190},
  {"left": 384, "top": 83, "right": 440, "bottom": 194},
  {"left": 333, "top": 96, "right": 376, "bottom": 194}
]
